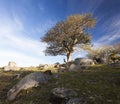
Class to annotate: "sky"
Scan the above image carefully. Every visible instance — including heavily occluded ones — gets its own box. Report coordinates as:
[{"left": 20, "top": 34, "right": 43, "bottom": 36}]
[{"left": 0, "top": 0, "right": 120, "bottom": 67}]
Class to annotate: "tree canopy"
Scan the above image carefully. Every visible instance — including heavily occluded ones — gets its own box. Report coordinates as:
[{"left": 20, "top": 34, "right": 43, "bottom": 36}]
[{"left": 41, "top": 14, "right": 96, "bottom": 61}]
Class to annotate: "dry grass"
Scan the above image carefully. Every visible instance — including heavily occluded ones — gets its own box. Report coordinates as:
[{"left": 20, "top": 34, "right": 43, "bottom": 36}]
[{"left": 0, "top": 65, "right": 120, "bottom": 104}]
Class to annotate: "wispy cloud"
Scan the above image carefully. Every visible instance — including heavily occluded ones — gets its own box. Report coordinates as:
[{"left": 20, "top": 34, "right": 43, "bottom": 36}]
[
  {"left": 72, "top": 51, "right": 88, "bottom": 59},
  {"left": 12, "top": 13, "right": 24, "bottom": 31},
  {"left": 0, "top": 11, "right": 48, "bottom": 66},
  {"left": 34, "top": 19, "right": 56, "bottom": 36},
  {"left": 0, "top": 9, "right": 64, "bottom": 67},
  {"left": 67, "top": 0, "right": 104, "bottom": 14},
  {"left": 0, "top": 33, "right": 46, "bottom": 56},
  {"left": 38, "top": 3, "right": 45, "bottom": 13},
  {"left": 0, "top": 50, "right": 46, "bottom": 67},
  {"left": 93, "top": 15, "right": 120, "bottom": 48}
]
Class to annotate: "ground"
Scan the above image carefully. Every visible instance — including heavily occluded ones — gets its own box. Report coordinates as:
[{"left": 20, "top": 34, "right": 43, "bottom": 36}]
[{"left": 0, "top": 64, "right": 120, "bottom": 104}]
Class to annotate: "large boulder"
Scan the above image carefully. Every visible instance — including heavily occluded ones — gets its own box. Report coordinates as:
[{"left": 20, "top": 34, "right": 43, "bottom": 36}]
[
  {"left": 74, "top": 58, "right": 94, "bottom": 66},
  {"left": 49, "top": 88, "right": 77, "bottom": 104},
  {"left": 7, "top": 70, "right": 58, "bottom": 101},
  {"left": 4, "top": 61, "right": 19, "bottom": 71}
]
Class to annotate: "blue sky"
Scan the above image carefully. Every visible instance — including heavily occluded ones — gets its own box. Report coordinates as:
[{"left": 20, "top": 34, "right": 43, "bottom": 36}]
[{"left": 0, "top": 0, "right": 120, "bottom": 66}]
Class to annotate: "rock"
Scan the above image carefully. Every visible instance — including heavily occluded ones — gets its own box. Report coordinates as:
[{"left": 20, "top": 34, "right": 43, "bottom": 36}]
[
  {"left": 69, "top": 64, "right": 81, "bottom": 72},
  {"left": 8, "top": 62, "right": 17, "bottom": 67},
  {"left": 49, "top": 88, "right": 77, "bottom": 104},
  {"left": 39, "top": 64, "right": 59, "bottom": 70},
  {"left": 54, "top": 62, "right": 60, "bottom": 68},
  {"left": 38, "top": 64, "right": 49, "bottom": 70},
  {"left": 44, "top": 70, "right": 52, "bottom": 75},
  {"left": 66, "top": 98, "right": 83, "bottom": 104},
  {"left": 7, "top": 71, "right": 57, "bottom": 101},
  {"left": 4, "top": 61, "right": 19, "bottom": 71},
  {"left": 58, "top": 67, "right": 67, "bottom": 73},
  {"left": 74, "top": 58, "right": 94, "bottom": 66}
]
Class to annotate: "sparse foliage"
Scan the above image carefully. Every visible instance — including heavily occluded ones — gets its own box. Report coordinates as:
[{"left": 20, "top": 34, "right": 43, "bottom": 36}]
[
  {"left": 87, "top": 43, "right": 120, "bottom": 63},
  {"left": 41, "top": 14, "right": 96, "bottom": 61}
]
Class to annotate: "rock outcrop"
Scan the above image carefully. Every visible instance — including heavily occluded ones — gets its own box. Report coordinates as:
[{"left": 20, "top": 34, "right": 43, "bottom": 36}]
[
  {"left": 7, "top": 70, "right": 58, "bottom": 101},
  {"left": 39, "top": 63, "right": 60, "bottom": 70},
  {"left": 49, "top": 88, "right": 77, "bottom": 104},
  {"left": 67, "top": 58, "right": 94, "bottom": 72},
  {"left": 4, "top": 61, "right": 19, "bottom": 71},
  {"left": 74, "top": 58, "right": 94, "bottom": 66}
]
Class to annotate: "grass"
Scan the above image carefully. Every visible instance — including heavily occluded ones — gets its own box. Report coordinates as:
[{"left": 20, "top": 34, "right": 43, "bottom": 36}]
[{"left": 0, "top": 65, "right": 120, "bottom": 104}]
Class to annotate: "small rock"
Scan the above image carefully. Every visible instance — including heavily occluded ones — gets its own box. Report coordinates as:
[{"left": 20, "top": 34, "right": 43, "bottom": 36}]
[{"left": 49, "top": 88, "right": 77, "bottom": 104}]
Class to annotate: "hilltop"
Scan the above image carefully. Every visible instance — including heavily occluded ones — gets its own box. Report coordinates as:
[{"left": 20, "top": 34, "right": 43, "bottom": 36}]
[{"left": 0, "top": 64, "right": 120, "bottom": 104}]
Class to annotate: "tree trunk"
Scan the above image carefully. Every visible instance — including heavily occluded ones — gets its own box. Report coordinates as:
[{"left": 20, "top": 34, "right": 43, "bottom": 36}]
[{"left": 67, "top": 52, "right": 72, "bottom": 62}]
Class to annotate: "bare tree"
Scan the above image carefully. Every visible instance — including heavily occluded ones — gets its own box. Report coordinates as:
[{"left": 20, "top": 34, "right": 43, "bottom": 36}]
[{"left": 41, "top": 14, "right": 96, "bottom": 61}]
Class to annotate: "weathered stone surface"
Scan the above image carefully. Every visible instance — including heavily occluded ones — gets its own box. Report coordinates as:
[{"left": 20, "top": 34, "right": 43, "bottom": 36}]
[
  {"left": 74, "top": 58, "right": 94, "bottom": 66},
  {"left": 10, "top": 74, "right": 21, "bottom": 80},
  {"left": 8, "top": 62, "right": 17, "bottom": 67},
  {"left": 7, "top": 71, "right": 57, "bottom": 101},
  {"left": 54, "top": 62, "right": 60, "bottom": 68},
  {"left": 49, "top": 88, "right": 77, "bottom": 104},
  {"left": 39, "top": 64, "right": 49, "bottom": 70},
  {"left": 58, "top": 67, "right": 67, "bottom": 73},
  {"left": 4, "top": 61, "right": 19, "bottom": 71},
  {"left": 69, "top": 64, "right": 81, "bottom": 72},
  {"left": 39, "top": 63, "right": 59, "bottom": 70}
]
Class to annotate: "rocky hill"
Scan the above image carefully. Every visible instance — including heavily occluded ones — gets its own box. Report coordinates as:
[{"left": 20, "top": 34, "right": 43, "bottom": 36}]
[{"left": 0, "top": 64, "right": 120, "bottom": 104}]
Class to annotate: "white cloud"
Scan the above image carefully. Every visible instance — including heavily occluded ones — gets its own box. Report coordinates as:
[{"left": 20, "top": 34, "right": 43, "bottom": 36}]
[
  {"left": 0, "top": 12, "right": 48, "bottom": 67},
  {"left": 0, "top": 33, "right": 46, "bottom": 55},
  {"left": 93, "top": 15, "right": 120, "bottom": 48},
  {"left": 0, "top": 50, "right": 46, "bottom": 67},
  {"left": 12, "top": 13, "right": 24, "bottom": 31},
  {"left": 72, "top": 51, "right": 88, "bottom": 59},
  {"left": 0, "top": 34, "right": 47, "bottom": 67},
  {"left": 0, "top": 11, "right": 66, "bottom": 67}
]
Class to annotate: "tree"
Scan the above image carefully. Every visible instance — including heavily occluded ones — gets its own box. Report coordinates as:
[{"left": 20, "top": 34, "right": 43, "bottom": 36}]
[
  {"left": 113, "top": 43, "right": 120, "bottom": 54},
  {"left": 87, "top": 43, "right": 120, "bottom": 63},
  {"left": 41, "top": 14, "right": 96, "bottom": 62},
  {"left": 108, "top": 43, "right": 120, "bottom": 62}
]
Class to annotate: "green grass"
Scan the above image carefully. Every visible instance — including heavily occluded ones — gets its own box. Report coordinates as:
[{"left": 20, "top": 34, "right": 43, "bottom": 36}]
[{"left": 0, "top": 65, "right": 120, "bottom": 104}]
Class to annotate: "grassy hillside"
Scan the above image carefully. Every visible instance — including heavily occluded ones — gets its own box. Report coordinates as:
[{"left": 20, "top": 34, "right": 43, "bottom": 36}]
[{"left": 0, "top": 65, "right": 120, "bottom": 104}]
